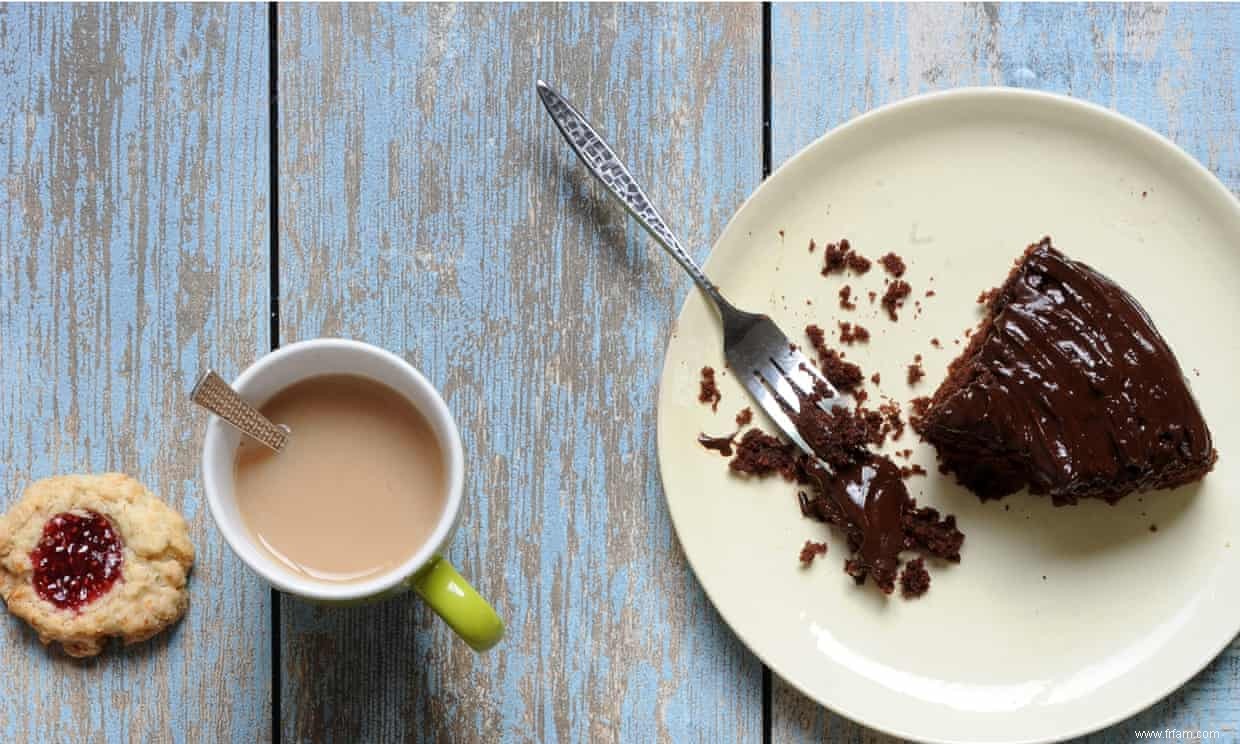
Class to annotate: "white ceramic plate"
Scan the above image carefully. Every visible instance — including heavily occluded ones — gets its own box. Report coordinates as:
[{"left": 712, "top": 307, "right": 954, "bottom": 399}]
[{"left": 657, "top": 89, "right": 1240, "bottom": 743}]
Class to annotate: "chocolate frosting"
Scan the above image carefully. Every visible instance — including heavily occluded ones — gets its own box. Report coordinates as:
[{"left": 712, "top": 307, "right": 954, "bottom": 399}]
[
  {"left": 927, "top": 238, "right": 1215, "bottom": 503},
  {"left": 805, "top": 455, "right": 908, "bottom": 587}
]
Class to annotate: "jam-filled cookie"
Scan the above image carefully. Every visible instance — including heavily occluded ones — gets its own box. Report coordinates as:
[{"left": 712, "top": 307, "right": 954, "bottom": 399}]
[{"left": 0, "top": 474, "right": 194, "bottom": 657}]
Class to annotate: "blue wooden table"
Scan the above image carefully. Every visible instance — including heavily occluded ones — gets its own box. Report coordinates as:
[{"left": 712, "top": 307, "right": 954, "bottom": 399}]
[{"left": 1, "top": 4, "right": 1237, "bottom": 742}]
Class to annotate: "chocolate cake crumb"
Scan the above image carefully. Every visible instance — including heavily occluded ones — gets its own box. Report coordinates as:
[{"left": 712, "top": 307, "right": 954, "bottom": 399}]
[
  {"left": 838, "top": 285, "right": 856, "bottom": 311},
  {"left": 907, "top": 359, "right": 925, "bottom": 385},
  {"left": 778, "top": 229, "right": 785, "bottom": 239},
  {"left": 930, "top": 338, "right": 941, "bottom": 348},
  {"left": 879, "top": 252, "right": 907, "bottom": 278},
  {"left": 820, "top": 238, "right": 871, "bottom": 275},
  {"left": 805, "top": 325, "right": 863, "bottom": 392},
  {"left": 847, "top": 252, "right": 872, "bottom": 274},
  {"left": 730, "top": 430, "right": 800, "bottom": 481},
  {"left": 878, "top": 400, "right": 906, "bottom": 441},
  {"left": 1149, "top": 524, "right": 1158, "bottom": 532},
  {"left": 1141, "top": 190, "right": 1148, "bottom": 198},
  {"left": 870, "top": 372, "right": 881, "bottom": 385},
  {"left": 882, "top": 280, "right": 912, "bottom": 321},
  {"left": 900, "top": 558, "right": 930, "bottom": 598},
  {"left": 867, "top": 290, "right": 877, "bottom": 304},
  {"left": 791, "top": 404, "right": 877, "bottom": 469},
  {"left": 899, "top": 464, "right": 928, "bottom": 479},
  {"left": 902, "top": 503, "right": 964, "bottom": 561},
  {"left": 799, "top": 540, "right": 828, "bottom": 565},
  {"left": 925, "top": 289, "right": 936, "bottom": 298},
  {"left": 698, "top": 366, "right": 722, "bottom": 411},
  {"left": 735, "top": 407, "right": 753, "bottom": 427},
  {"left": 909, "top": 396, "right": 933, "bottom": 438},
  {"left": 838, "top": 321, "right": 870, "bottom": 345},
  {"left": 808, "top": 238, "right": 817, "bottom": 253},
  {"left": 977, "top": 287, "right": 999, "bottom": 305},
  {"left": 821, "top": 241, "right": 850, "bottom": 274}
]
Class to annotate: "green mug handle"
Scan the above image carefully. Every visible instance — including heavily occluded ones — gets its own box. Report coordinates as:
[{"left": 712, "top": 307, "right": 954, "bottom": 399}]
[{"left": 410, "top": 556, "right": 504, "bottom": 651}]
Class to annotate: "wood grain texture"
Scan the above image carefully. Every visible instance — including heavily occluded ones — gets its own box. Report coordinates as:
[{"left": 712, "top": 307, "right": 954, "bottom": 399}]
[
  {"left": 0, "top": 4, "right": 271, "bottom": 742},
  {"left": 770, "top": 4, "right": 1240, "bottom": 743},
  {"left": 276, "top": 4, "right": 762, "bottom": 742}
]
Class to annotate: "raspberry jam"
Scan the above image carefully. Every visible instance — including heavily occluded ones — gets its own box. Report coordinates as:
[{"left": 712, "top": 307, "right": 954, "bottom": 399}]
[{"left": 30, "top": 510, "right": 124, "bottom": 611}]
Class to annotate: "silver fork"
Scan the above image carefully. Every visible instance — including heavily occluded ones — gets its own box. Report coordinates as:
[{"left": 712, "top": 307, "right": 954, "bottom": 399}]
[{"left": 537, "top": 80, "right": 848, "bottom": 459}]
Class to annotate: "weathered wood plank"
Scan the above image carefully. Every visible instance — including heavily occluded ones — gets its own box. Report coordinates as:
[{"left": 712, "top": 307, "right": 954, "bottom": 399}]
[
  {"left": 276, "top": 4, "right": 762, "bottom": 742},
  {"left": 770, "top": 4, "right": 1240, "bottom": 743},
  {"left": 0, "top": 4, "right": 271, "bottom": 742}
]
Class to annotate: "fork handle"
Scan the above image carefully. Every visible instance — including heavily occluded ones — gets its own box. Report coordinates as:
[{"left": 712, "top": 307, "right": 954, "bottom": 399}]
[{"left": 537, "top": 80, "right": 734, "bottom": 314}]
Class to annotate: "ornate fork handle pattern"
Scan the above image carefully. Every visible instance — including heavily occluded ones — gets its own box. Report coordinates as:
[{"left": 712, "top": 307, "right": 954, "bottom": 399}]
[{"left": 536, "top": 80, "right": 730, "bottom": 312}]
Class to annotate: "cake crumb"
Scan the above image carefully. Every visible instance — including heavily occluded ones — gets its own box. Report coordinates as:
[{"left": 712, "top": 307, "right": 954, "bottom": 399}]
[
  {"left": 822, "top": 241, "right": 850, "bottom": 274},
  {"left": 778, "top": 229, "right": 785, "bottom": 239},
  {"left": 1149, "top": 524, "right": 1158, "bottom": 533},
  {"left": 846, "top": 252, "right": 872, "bottom": 274},
  {"left": 698, "top": 367, "right": 721, "bottom": 412},
  {"left": 838, "top": 285, "right": 856, "bottom": 311},
  {"left": 870, "top": 372, "right": 881, "bottom": 385},
  {"left": 925, "top": 289, "right": 936, "bottom": 298},
  {"left": 882, "top": 280, "right": 912, "bottom": 321},
  {"left": 735, "top": 407, "right": 753, "bottom": 427},
  {"left": 909, "top": 396, "right": 933, "bottom": 437},
  {"left": 930, "top": 338, "right": 941, "bottom": 349},
  {"left": 805, "top": 325, "right": 864, "bottom": 391},
  {"left": 907, "top": 355, "right": 925, "bottom": 385},
  {"left": 879, "top": 252, "right": 907, "bottom": 278},
  {"left": 808, "top": 238, "right": 817, "bottom": 253},
  {"left": 820, "top": 238, "right": 871, "bottom": 275},
  {"left": 899, "top": 558, "right": 930, "bottom": 598},
  {"left": 899, "top": 464, "right": 928, "bottom": 479},
  {"left": 730, "top": 430, "right": 799, "bottom": 481},
  {"left": 838, "top": 321, "right": 870, "bottom": 345},
  {"left": 977, "top": 287, "right": 999, "bottom": 305},
  {"left": 799, "top": 540, "right": 828, "bottom": 565}
]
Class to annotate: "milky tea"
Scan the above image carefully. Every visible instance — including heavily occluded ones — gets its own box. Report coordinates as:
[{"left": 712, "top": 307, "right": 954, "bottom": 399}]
[{"left": 234, "top": 374, "right": 446, "bottom": 583}]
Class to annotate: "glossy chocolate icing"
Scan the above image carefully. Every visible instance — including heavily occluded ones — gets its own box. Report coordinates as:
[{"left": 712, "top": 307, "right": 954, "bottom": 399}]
[
  {"left": 804, "top": 456, "right": 908, "bottom": 588},
  {"left": 789, "top": 396, "right": 910, "bottom": 590},
  {"left": 923, "top": 238, "right": 1215, "bottom": 504}
]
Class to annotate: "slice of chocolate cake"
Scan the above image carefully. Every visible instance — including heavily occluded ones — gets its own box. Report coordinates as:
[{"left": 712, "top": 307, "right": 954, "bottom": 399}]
[{"left": 919, "top": 238, "right": 1215, "bottom": 505}]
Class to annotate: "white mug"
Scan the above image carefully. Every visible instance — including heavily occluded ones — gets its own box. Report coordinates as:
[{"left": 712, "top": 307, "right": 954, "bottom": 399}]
[{"left": 201, "top": 338, "right": 503, "bottom": 651}]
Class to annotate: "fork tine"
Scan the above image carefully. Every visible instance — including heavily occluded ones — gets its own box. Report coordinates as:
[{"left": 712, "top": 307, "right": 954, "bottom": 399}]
[
  {"left": 737, "top": 373, "right": 814, "bottom": 455},
  {"left": 756, "top": 363, "right": 801, "bottom": 414},
  {"left": 772, "top": 350, "right": 827, "bottom": 399}
]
